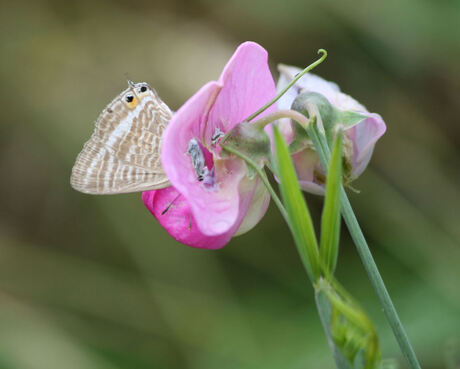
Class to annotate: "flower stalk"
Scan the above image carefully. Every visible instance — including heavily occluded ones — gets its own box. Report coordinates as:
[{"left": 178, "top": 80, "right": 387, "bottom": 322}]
[
  {"left": 307, "top": 121, "right": 422, "bottom": 369},
  {"left": 246, "top": 109, "right": 312, "bottom": 131}
]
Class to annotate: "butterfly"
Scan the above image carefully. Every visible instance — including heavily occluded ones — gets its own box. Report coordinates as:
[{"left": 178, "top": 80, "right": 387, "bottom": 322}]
[{"left": 71, "top": 81, "right": 173, "bottom": 194}]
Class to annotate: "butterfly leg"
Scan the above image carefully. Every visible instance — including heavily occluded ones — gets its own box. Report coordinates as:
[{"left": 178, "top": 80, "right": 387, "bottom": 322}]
[{"left": 161, "top": 193, "right": 182, "bottom": 215}]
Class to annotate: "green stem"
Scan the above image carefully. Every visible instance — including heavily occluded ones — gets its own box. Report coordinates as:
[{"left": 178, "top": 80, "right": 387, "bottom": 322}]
[
  {"left": 220, "top": 144, "right": 288, "bottom": 223},
  {"left": 245, "top": 49, "right": 327, "bottom": 122},
  {"left": 340, "top": 190, "right": 421, "bottom": 369},
  {"left": 222, "top": 110, "right": 312, "bottom": 144},
  {"left": 309, "top": 123, "right": 422, "bottom": 369},
  {"left": 250, "top": 109, "right": 312, "bottom": 130}
]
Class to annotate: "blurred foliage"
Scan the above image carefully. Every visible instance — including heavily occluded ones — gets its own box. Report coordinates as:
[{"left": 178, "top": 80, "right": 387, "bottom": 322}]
[{"left": 0, "top": 0, "right": 459, "bottom": 368}]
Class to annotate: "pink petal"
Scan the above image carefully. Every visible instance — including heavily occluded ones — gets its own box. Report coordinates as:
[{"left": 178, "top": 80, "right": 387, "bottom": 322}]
[
  {"left": 291, "top": 148, "right": 326, "bottom": 195},
  {"left": 142, "top": 176, "right": 268, "bottom": 248},
  {"left": 161, "top": 42, "right": 276, "bottom": 237},
  {"left": 142, "top": 188, "right": 233, "bottom": 249},
  {"left": 347, "top": 113, "right": 386, "bottom": 178},
  {"left": 161, "top": 82, "right": 234, "bottom": 236},
  {"left": 203, "top": 41, "right": 277, "bottom": 145},
  {"left": 234, "top": 177, "right": 270, "bottom": 236}
]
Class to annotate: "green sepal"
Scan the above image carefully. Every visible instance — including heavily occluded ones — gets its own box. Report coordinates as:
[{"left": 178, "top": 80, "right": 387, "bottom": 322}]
[
  {"left": 339, "top": 111, "right": 367, "bottom": 128},
  {"left": 292, "top": 92, "right": 338, "bottom": 143},
  {"left": 288, "top": 115, "right": 317, "bottom": 154},
  {"left": 291, "top": 92, "right": 366, "bottom": 143},
  {"left": 220, "top": 121, "right": 271, "bottom": 179},
  {"left": 290, "top": 92, "right": 366, "bottom": 183}
]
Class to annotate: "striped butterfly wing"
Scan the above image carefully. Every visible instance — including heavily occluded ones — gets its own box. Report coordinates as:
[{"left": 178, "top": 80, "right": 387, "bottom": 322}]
[{"left": 71, "top": 82, "right": 172, "bottom": 194}]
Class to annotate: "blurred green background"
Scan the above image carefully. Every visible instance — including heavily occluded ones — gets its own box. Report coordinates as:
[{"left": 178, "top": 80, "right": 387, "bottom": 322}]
[{"left": 0, "top": 0, "right": 459, "bottom": 368}]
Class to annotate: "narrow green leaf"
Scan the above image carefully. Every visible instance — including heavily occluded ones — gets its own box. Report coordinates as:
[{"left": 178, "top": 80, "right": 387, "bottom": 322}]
[
  {"left": 220, "top": 121, "right": 271, "bottom": 179},
  {"left": 272, "top": 125, "right": 320, "bottom": 281},
  {"left": 320, "top": 129, "right": 343, "bottom": 274}
]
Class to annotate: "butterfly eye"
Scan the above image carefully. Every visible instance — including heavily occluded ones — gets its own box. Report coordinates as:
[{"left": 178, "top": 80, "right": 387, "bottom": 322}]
[
  {"left": 126, "top": 95, "right": 134, "bottom": 103},
  {"left": 140, "top": 86, "right": 147, "bottom": 93}
]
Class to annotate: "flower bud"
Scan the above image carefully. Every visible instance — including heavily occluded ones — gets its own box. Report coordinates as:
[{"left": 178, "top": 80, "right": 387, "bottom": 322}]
[
  {"left": 315, "top": 278, "right": 381, "bottom": 369},
  {"left": 277, "top": 64, "right": 386, "bottom": 194}
]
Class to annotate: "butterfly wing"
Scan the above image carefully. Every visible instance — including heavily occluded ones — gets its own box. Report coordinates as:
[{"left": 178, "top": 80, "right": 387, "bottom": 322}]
[{"left": 71, "top": 82, "right": 172, "bottom": 194}]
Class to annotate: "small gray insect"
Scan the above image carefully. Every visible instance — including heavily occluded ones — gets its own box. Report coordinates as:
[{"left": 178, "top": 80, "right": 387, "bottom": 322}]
[
  {"left": 187, "top": 138, "right": 208, "bottom": 181},
  {"left": 211, "top": 127, "right": 225, "bottom": 146}
]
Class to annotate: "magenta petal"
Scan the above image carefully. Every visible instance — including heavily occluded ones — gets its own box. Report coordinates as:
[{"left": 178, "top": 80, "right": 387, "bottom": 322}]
[
  {"left": 204, "top": 41, "right": 276, "bottom": 145},
  {"left": 161, "top": 42, "right": 276, "bottom": 237},
  {"left": 142, "top": 188, "right": 234, "bottom": 249},
  {"left": 162, "top": 130, "right": 248, "bottom": 236},
  {"left": 161, "top": 82, "right": 234, "bottom": 236}
]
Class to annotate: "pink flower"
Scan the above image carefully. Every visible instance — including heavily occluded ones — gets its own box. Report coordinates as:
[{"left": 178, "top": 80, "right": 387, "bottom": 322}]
[
  {"left": 143, "top": 42, "right": 275, "bottom": 249},
  {"left": 276, "top": 64, "right": 386, "bottom": 195}
]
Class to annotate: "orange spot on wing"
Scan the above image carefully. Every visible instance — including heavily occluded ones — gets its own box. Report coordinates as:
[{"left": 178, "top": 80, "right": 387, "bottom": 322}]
[{"left": 128, "top": 96, "right": 139, "bottom": 109}]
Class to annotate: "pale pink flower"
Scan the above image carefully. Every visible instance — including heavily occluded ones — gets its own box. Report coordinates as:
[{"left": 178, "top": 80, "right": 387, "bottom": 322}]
[
  {"left": 277, "top": 64, "right": 386, "bottom": 195},
  {"left": 143, "top": 42, "right": 275, "bottom": 249}
]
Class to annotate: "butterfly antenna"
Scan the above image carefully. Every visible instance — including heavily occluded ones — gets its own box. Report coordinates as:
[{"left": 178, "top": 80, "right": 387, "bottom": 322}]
[
  {"left": 126, "top": 77, "right": 142, "bottom": 99},
  {"left": 124, "top": 72, "right": 135, "bottom": 88},
  {"left": 161, "top": 193, "right": 181, "bottom": 215}
]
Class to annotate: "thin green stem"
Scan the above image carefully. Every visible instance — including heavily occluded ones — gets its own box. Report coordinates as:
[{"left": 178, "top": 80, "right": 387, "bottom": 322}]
[
  {"left": 220, "top": 144, "right": 288, "bottom": 223},
  {"left": 320, "top": 129, "right": 342, "bottom": 274},
  {"left": 250, "top": 109, "right": 312, "bottom": 130},
  {"left": 340, "top": 190, "right": 421, "bottom": 369},
  {"left": 222, "top": 110, "right": 312, "bottom": 145},
  {"left": 309, "top": 123, "right": 422, "bottom": 369},
  {"left": 245, "top": 49, "right": 328, "bottom": 122}
]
